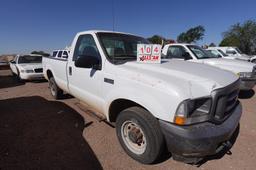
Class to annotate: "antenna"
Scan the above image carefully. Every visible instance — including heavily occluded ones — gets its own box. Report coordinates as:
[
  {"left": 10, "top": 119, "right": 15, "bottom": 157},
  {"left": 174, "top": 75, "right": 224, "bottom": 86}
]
[
  {"left": 111, "top": 0, "right": 116, "bottom": 64},
  {"left": 112, "top": 0, "right": 115, "bottom": 31}
]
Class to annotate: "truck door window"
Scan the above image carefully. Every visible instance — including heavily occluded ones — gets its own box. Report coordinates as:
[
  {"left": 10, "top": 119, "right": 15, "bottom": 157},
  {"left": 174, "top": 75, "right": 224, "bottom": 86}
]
[
  {"left": 62, "top": 51, "right": 68, "bottom": 58},
  {"left": 57, "top": 51, "right": 63, "bottom": 58},
  {"left": 226, "top": 50, "right": 236, "bottom": 55},
  {"left": 73, "top": 34, "right": 100, "bottom": 61},
  {"left": 52, "top": 51, "right": 58, "bottom": 57},
  {"left": 166, "top": 46, "right": 187, "bottom": 59}
]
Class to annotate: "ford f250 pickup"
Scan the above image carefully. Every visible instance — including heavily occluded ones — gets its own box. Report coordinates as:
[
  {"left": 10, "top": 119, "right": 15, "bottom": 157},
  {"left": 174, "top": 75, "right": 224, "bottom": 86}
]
[
  {"left": 43, "top": 30, "right": 242, "bottom": 164},
  {"left": 162, "top": 44, "right": 256, "bottom": 90}
]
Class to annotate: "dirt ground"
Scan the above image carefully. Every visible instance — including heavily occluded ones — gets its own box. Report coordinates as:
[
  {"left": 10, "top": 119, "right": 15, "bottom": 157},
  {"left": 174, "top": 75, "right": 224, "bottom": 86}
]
[{"left": 0, "top": 69, "right": 255, "bottom": 170}]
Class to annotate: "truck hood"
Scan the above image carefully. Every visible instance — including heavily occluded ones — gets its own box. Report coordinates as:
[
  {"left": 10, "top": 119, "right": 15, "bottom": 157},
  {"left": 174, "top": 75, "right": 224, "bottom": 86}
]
[
  {"left": 118, "top": 59, "right": 238, "bottom": 98},
  {"left": 201, "top": 58, "right": 255, "bottom": 73},
  {"left": 18, "top": 63, "right": 42, "bottom": 70}
]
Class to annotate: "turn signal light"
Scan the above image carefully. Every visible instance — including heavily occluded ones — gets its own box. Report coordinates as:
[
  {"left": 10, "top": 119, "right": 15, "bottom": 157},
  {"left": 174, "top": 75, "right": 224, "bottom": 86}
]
[{"left": 174, "top": 116, "right": 185, "bottom": 125}]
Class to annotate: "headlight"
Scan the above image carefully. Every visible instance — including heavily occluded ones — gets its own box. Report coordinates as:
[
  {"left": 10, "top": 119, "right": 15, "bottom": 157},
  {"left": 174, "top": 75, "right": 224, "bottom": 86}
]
[
  {"left": 174, "top": 98, "right": 212, "bottom": 125},
  {"left": 20, "top": 69, "right": 34, "bottom": 73},
  {"left": 25, "top": 70, "right": 34, "bottom": 73},
  {"left": 238, "top": 72, "right": 252, "bottom": 78}
]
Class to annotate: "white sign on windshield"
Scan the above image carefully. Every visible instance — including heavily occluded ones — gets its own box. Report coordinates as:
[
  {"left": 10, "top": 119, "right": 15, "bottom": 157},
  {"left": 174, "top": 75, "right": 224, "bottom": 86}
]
[{"left": 137, "top": 44, "right": 161, "bottom": 64}]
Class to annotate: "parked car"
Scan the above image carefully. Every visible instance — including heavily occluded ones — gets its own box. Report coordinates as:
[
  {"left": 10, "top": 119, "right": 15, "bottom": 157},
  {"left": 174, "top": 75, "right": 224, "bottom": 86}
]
[
  {"left": 52, "top": 50, "right": 69, "bottom": 60},
  {"left": 208, "top": 47, "right": 256, "bottom": 63},
  {"left": 43, "top": 30, "right": 241, "bottom": 164},
  {"left": 10, "top": 54, "right": 44, "bottom": 80},
  {"left": 162, "top": 44, "right": 256, "bottom": 90},
  {"left": 206, "top": 48, "right": 234, "bottom": 58}
]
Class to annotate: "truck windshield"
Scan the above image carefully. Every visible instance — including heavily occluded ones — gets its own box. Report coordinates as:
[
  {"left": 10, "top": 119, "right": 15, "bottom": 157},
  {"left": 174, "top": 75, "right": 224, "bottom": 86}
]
[
  {"left": 235, "top": 47, "right": 243, "bottom": 54},
  {"left": 18, "top": 55, "right": 42, "bottom": 64},
  {"left": 187, "top": 45, "right": 218, "bottom": 59},
  {"left": 217, "top": 49, "right": 228, "bottom": 56},
  {"left": 207, "top": 50, "right": 222, "bottom": 58},
  {"left": 97, "top": 33, "right": 150, "bottom": 63}
]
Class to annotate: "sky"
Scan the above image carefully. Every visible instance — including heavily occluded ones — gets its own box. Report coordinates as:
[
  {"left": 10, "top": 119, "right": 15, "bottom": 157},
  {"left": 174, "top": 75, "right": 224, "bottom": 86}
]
[{"left": 0, "top": 0, "right": 255, "bottom": 54}]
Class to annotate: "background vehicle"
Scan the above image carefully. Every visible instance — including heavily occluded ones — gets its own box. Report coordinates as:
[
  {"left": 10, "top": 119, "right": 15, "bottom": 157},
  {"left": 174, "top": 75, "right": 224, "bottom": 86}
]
[
  {"left": 206, "top": 48, "right": 234, "bottom": 58},
  {"left": 162, "top": 44, "right": 256, "bottom": 90},
  {"left": 10, "top": 54, "right": 44, "bottom": 80},
  {"left": 208, "top": 47, "right": 256, "bottom": 63},
  {"left": 43, "top": 30, "right": 241, "bottom": 164}
]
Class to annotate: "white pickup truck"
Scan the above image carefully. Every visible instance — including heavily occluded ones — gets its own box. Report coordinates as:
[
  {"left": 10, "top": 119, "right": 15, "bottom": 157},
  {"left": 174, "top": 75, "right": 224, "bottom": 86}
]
[
  {"left": 43, "top": 30, "right": 242, "bottom": 164},
  {"left": 10, "top": 54, "right": 44, "bottom": 80},
  {"left": 207, "top": 46, "right": 256, "bottom": 63},
  {"left": 162, "top": 44, "right": 256, "bottom": 90}
]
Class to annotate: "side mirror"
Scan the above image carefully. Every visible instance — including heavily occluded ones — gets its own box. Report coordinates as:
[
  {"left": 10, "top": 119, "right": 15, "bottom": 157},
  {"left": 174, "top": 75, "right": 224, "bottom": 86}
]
[
  {"left": 75, "top": 55, "right": 101, "bottom": 70},
  {"left": 183, "top": 52, "right": 193, "bottom": 60},
  {"left": 10, "top": 60, "right": 16, "bottom": 64}
]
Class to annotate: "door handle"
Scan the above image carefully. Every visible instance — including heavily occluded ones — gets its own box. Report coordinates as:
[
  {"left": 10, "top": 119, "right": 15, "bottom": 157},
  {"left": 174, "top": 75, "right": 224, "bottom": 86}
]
[{"left": 69, "top": 66, "right": 72, "bottom": 75}]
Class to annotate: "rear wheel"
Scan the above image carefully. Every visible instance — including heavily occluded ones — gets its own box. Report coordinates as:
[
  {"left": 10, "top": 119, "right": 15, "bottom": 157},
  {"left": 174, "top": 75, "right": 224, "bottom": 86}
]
[
  {"left": 116, "top": 106, "right": 164, "bottom": 164},
  {"left": 49, "top": 77, "right": 63, "bottom": 99}
]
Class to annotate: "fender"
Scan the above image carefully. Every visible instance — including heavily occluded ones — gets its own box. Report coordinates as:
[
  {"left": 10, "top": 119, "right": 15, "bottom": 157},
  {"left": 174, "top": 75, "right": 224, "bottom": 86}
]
[{"left": 104, "top": 86, "right": 183, "bottom": 122}]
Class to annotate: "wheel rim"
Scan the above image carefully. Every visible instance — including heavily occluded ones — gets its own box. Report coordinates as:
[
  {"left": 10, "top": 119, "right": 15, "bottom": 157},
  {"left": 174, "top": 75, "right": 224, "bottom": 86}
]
[
  {"left": 121, "top": 120, "right": 147, "bottom": 155},
  {"left": 49, "top": 80, "right": 56, "bottom": 96}
]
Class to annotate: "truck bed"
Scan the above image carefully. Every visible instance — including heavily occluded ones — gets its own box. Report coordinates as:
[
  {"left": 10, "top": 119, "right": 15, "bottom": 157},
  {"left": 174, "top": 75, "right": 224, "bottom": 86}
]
[{"left": 42, "top": 56, "right": 69, "bottom": 93}]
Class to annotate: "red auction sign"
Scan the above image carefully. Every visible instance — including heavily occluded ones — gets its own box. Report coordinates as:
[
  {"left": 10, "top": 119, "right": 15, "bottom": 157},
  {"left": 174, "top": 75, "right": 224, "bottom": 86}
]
[{"left": 137, "top": 44, "right": 161, "bottom": 64}]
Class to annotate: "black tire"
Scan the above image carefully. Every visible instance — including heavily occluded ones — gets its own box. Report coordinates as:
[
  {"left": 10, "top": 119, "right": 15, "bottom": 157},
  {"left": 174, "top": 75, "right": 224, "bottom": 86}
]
[
  {"left": 252, "top": 59, "right": 256, "bottom": 63},
  {"left": 11, "top": 70, "right": 15, "bottom": 76},
  {"left": 116, "top": 106, "right": 164, "bottom": 164},
  {"left": 49, "top": 77, "right": 63, "bottom": 99},
  {"left": 16, "top": 70, "right": 23, "bottom": 82}
]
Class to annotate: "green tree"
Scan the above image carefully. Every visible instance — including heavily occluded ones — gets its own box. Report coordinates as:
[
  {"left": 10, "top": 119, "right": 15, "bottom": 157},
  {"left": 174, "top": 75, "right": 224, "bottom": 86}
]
[
  {"left": 177, "top": 25, "right": 205, "bottom": 43},
  {"left": 31, "top": 51, "right": 50, "bottom": 57},
  {"left": 147, "top": 35, "right": 164, "bottom": 45},
  {"left": 209, "top": 43, "right": 216, "bottom": 47},
  {"left": 220, "top": 20, "right": 256, "bottom": 54}
]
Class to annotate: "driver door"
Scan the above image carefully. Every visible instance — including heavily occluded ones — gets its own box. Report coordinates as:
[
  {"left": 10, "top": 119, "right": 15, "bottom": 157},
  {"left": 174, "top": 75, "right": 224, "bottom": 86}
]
[{"left": 68, "top": 34, "right": 104, "bottom": 112}]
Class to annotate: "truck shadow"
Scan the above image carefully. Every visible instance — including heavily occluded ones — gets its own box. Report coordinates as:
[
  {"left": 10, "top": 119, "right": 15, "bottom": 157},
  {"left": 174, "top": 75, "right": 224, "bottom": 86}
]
[
  {"left": 0, "top": 69, "right": 48, "bottom": 89},
  {"left": 238, "top": 89, "right": 255, "bottom": 99},
  {"left": 0, "top": 74, "right": 25, "bottom": 89},
  {"left": 0, "top": 96, "right": 102, "bottom": 170}
]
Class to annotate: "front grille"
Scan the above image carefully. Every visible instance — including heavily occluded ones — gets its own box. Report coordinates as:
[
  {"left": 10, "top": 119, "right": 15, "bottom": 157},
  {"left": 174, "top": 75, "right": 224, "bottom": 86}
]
[
  {"left": 34, "top": 68, "right": 43, "bottom": 73},
  {"left": 211, "top": 80, "right": 240, "bottom": 123},
  {"left": 252, "top": 66, "right": 256, "bottom": 77}
]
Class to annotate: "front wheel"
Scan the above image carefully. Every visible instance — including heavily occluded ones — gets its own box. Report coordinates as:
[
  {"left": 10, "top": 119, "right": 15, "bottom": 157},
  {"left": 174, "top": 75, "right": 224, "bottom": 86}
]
[
  {"left": 49, "top": 77, "right": 63, "bottom": 99},
  {"left": 116, "top": 107, "right": 164, "bottom": 164},
  {"left": 16, "top": 70, "right": 23, "bottom": 82},
  {"left": 252, "top": 59, "right": 256, "bottom": 63}
]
